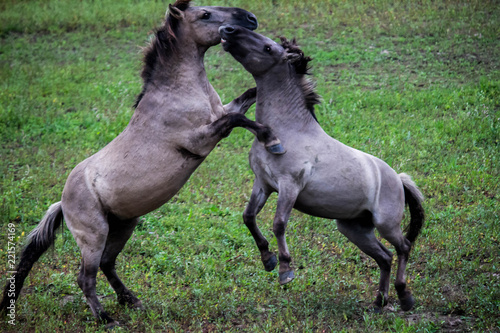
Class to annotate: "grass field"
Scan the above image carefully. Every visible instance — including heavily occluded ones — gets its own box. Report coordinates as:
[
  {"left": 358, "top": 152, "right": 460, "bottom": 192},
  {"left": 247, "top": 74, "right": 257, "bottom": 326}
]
[{"left": 1, "top": 0, "right": 499, "bottom": 332}]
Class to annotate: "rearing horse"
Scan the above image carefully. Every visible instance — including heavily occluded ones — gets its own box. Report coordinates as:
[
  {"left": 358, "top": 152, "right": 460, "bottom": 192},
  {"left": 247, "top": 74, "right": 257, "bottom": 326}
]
[
  {"left": 220, "top": 25, "right": 425, "bottom": 312},
  {"left": 0, "top": 1, "right": 284, "bottom": 327}
]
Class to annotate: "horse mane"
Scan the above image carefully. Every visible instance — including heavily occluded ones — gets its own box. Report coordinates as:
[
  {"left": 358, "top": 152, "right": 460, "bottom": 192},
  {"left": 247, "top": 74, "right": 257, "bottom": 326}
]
[
  {"left": 133, "top": 0, "right": 192, "bottom": 108},
  {"left": 280, "top": 37, "right": 321, "bottom": 122}
]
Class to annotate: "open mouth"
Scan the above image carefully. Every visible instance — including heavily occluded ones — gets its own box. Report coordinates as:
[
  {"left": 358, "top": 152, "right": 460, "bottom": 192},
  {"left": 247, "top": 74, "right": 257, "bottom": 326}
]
[
  {"left": 219, "top": 25, "right": 236, "bottom": 46},
  {"left": 220, "top": 39, "right": 231, "bottom": 51}
]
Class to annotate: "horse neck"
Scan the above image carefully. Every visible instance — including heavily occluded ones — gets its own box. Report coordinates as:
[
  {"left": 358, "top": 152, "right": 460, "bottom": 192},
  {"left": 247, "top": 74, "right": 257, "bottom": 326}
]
[
  {"left": 133, "top": 37, "right": 217, "bottom": 121},
  {"left": 254, "top": 69, "right": 316, "bottom": 129},
  {"left": 156, "top": 41, "right": 209, "bottom": 90}
]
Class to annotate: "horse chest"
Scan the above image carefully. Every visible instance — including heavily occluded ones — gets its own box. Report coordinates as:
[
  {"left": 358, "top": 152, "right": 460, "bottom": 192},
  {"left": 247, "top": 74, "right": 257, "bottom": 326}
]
[{"left": 250, "top": 149, "right": 314, "bottom": 191}]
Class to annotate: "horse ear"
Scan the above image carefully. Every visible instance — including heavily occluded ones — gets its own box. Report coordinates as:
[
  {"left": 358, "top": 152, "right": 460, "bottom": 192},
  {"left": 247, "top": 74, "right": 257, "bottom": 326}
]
[{"left": 168, "top": 4, "right": 185, "bottom": 20}]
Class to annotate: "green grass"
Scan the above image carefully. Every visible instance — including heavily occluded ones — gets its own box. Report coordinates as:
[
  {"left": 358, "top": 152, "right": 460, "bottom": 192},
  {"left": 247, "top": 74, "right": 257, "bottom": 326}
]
[{"left": 1, "top": 0, "right": 499, "bottom": 332}]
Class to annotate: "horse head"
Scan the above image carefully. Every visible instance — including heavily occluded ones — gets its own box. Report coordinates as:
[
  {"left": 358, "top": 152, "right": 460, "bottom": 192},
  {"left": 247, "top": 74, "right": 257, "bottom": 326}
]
[{"left": 167, "top": 0, "right": 258, "bottom": 48}]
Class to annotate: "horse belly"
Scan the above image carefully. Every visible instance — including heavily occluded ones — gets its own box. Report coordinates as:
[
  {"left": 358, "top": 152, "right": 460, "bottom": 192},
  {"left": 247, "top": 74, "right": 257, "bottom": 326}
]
[
  {"left": 294, "top": 186, "right": 368, "bottom": 220},
  {"left": 113, "top": 172, "right": 195, "bottom": 217},
  {"left": 88, "top": 148, "right": 204, "bottom": 219},
  {"left": 293, "top": 160, "right": 375, "bottom": 220}
]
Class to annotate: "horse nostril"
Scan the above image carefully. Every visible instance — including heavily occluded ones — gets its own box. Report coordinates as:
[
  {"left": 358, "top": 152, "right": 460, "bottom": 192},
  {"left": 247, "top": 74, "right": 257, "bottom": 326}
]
[
  {"left": 247, "top": 14, "right": 257, "bottom": 26},
  {"left": 223, "top": 25, "right": 235, "bottom": 34}
]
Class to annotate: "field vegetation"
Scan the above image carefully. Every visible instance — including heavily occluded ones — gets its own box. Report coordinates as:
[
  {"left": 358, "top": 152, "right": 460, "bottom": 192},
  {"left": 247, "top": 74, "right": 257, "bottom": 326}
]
[{"left": 1, "top": 0, "right": 498, "bottom": 331}]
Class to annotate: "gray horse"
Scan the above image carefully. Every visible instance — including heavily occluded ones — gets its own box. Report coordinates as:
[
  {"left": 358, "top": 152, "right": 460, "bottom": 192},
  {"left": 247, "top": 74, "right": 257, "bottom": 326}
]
[
  {"left": 220, "top": 25, "right": 425, "bottom": 312},
  {"left": 0, "top": 1, "right": 285, "bottom": 327}
]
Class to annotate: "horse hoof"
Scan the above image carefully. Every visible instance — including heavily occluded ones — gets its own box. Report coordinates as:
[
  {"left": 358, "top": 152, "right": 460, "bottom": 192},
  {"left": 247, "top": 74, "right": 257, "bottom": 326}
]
[
  {"left": 399, "top": 295, "right": 415, "bottom": 311},
  {"left": 279, "top": 270, "right": 295, "bottom": 285},
  {"left": 263, "top": 254, "right": 278, "bottom": 271},
  {"left": 266, "top": 143, "right": 286, "bottom": 155},
  {"left": 371, "top": 305, "right": 383, "bottom": 314}
]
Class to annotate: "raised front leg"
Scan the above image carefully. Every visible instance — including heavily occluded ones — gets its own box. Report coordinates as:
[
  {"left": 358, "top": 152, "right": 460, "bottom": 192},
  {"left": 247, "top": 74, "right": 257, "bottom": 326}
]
[
  {"left": 273, "top": 186, "right": 300, "bottom": 285},
  {"left": 212, "top": 113, "right": 285, "bottom": 154},
  {"left": 223, "top": 87, "right": 256, "bottom": 115},
  {"left": 176, "top": 112, "right": 285, "bottom": 158},
  {"left": 243, "top": 181, "right": 276, "bottom": 271}
]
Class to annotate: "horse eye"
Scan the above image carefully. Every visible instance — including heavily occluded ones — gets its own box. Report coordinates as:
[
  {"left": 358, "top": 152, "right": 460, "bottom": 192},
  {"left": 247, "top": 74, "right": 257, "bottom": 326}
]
[{"left": 201, "top": 12, "right": 211, "bottom": 19}]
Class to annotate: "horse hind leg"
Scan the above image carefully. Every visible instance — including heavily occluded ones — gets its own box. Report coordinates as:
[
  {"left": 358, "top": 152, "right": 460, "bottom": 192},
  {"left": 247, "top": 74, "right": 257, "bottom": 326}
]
[
  {"left": 75, "top": 238, "right": 116, "bottom": 326},
  {"left": 336, "top": 218, "right": 394, "bottom": 311},
  {"left": 65, "top": 208, "right": 117, "bottom": 327},
  {"left": 99, "top": 216, "right": 142, "bottom": 309},
  {"left": 376, "top": 221, "right": 414, "bottom": 311},
  {"left": 394, "top": 238, "right": 414, "bottom": 311}
]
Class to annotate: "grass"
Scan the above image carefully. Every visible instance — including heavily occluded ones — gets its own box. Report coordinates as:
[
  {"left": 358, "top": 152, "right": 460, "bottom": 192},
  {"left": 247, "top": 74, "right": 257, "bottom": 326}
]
[{"left": 1, "top": 0, "right": 499, "bottom": 331}]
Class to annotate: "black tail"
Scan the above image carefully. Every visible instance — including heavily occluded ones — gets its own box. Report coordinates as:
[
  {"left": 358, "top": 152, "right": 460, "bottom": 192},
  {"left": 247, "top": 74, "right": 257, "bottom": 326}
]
[
  {"left": 399, "top": 174, "right": 425, "bottom": 243},
  {"left": 1, "top": 202, "right": 63, "bottom": 314}
]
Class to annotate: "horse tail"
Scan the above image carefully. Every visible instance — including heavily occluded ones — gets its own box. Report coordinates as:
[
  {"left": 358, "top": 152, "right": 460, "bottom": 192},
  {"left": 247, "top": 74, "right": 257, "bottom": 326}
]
[
  {"left": 399, "top": 173, "right": 425, "bottom": 244},
  {"left": 0, "top": 202, "right": 63, "bottom": 314}
]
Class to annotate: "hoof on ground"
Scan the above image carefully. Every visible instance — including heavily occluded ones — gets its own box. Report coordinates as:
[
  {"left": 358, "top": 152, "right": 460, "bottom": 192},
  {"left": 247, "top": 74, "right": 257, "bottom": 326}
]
[
  {"left": 279, "top": 270, "right": 295, "bottom": 285},
  {"left": 370, "top": 304, "right": 382, "bottom": 314},
  {"left": 266, "top": 143, "right": 286, "bottom": 155},
  {"left": 399, "top": 295, "right": 415, "bottom": 311},
  {"left": 263, "top": 254, "right": 278, "bottom": 272}
]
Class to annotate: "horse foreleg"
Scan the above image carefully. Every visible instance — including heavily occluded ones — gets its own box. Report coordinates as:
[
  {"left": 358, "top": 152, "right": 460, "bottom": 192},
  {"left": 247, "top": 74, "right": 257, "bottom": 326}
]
[
  {"left": 210, "top": 113, "right": 285, "bottom": 155},
  {"left": 273, "top": 187, "right": 299, "bottom": 285},
  {"left": 223, "top": 87, "right": 256, "bottom": 115},
  {"left": 175, "top": 113, "right": 284, "bottom": 158},
  {"left": 243, "top": 182, "right": 276, "bottom": 271},
  {"left": 100, "top": 217, "right": 142, "bottom": 310}
]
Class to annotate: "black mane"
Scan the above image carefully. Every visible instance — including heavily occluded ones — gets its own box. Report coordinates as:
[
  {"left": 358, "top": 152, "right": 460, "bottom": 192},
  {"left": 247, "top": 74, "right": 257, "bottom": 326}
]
[
  {"left": 280, "top": 37, "right": 321, "bottom": 122},
  {"left": 133, "top": 0, "right": 192, "bottom": 108}
]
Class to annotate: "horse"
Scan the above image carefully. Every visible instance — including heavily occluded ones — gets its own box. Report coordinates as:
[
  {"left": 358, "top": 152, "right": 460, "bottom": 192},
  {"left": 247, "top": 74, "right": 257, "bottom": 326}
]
[
  {"left": 0, "top": 1, "right": 286, "bottom": 327},
  {"left": 219, "top": 25, "right": 425, "bottom": 312}
]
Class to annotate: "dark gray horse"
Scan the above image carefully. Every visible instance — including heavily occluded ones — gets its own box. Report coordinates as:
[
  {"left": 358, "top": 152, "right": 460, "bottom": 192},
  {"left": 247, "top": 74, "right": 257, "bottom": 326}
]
[
  {"left": 0, "top": 1, "right": 285, "bottom": 327},
  {"left": 220, "top": 25, "right": 425, "bottom": 312}
]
